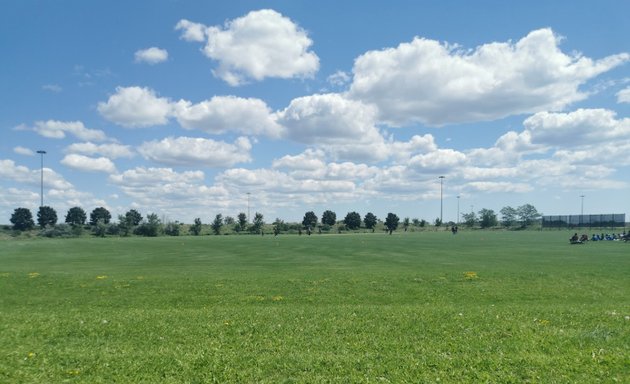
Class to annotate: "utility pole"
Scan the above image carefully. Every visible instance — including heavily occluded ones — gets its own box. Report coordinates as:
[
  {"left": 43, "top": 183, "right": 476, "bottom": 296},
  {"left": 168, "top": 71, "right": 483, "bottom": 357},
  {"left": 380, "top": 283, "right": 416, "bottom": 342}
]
[
  {"left": 36, "top": 150, "right": 46, "bottom": 207},
  {"left": 457, "top": 195, "right": 460, "bottom": 225},
  {"left": 439, "top": 176, "right": 445, "bottom": 223},
  {"left": 247, "top": 192, "right": 251, "bottom": 223}
]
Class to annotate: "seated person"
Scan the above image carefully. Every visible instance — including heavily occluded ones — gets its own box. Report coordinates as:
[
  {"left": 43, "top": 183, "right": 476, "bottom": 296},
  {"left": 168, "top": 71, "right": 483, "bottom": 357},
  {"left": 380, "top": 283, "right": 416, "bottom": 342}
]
[{"left": 570, "top": 233, "right": 579, "bottom": 243}]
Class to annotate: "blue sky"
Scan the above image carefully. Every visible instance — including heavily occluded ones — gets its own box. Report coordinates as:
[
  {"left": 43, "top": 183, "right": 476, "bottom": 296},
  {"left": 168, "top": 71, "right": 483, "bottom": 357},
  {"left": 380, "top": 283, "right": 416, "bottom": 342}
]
[{"left": 2, "top": 0, "right": 630, "bottom": 224}]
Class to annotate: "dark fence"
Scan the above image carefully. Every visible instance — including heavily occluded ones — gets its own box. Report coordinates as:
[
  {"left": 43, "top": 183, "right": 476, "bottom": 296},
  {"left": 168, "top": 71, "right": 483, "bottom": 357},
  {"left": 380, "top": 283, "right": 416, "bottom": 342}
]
[{"left": 542, "top": 214, "right": 626, "bottom": 230}]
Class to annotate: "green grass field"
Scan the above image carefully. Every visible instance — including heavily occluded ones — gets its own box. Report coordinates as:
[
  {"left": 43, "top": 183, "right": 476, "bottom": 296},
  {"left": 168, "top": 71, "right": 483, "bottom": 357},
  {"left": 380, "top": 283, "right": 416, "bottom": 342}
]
[{"left": 1, "top": 231, "right": 629, "bottom": 383}]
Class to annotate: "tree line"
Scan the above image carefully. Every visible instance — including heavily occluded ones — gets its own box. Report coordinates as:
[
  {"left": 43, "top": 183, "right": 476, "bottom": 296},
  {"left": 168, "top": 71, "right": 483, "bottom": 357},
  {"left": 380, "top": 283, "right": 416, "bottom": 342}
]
[{"left": 7, "top": 204, "right": 542, "bottom": 238}]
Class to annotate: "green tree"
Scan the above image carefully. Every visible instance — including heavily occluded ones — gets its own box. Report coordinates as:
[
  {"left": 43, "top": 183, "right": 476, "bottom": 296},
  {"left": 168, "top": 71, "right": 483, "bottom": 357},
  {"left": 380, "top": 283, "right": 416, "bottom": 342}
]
[
  {"left": 403, "top": 217, "right": 410, "bottom": 232},
  {"left": 321, "top": 210, "right": 337, "bottom": 226},
  {"left": 211, "top": 214, "right": 223, "bottom": 235},
  {"left": 65, "top": 206, "right": 87, "bottom": 226},
  {"left": 116, "top": 214, "right": 130, "bottom": 236},
  {"left": 363, "top": 212, "right": 377, "bottom": 232},
  {"left": 434, "top": 217, "right": 442, "bottom": 227},
  {"left": 236, "top": 212, "right": 247, "bottom": 232},
  {"left": 10, "top": 207, "right": 35, "bottom": 231},
  {"left": 479, "top": 208, "right": 498, "bottom": 228},
  {"left": 273, "top": 218, "right": 285, "bottom": 236},
  {"left": 37, "top": 206, "right": 57, "bottom": 228},
  {"left": 500, "top": 206, "right": 518, "bottom": 228},
  {"left": 90, "top": 207, "right": 111, "bottom": 225},
  {"left": 190, "top": 218, "right": 202, "bottom": 236},
  {"left": 461, "top": 212, "right": 477, "bottom": 228},
  {"left": 163, "top": 221, "right": 180, "bottom": 236},
  {"left": 250, "top": 212, "right": 264, "bottom": 234},
  {"left": 517, "top": 204, "right": 541, "bottom": 228},
  {"left": 125, "top": 209, "right": 143, "bottom": 226},
  {"left": 344, "top": 211, "right": 361, "bottom": 230},
  {"left": 302, "top": 211, "right": 318, "bottom": 231},
  {"left": 224, "top": 216, "right": 235, "bottom": 226},
  {"left": 92, "top": 219, "right": 108, "bottom": 237},
  {"left": 135, "top": 213, "right": 161, "bottom": 237},
  {"left": 384, "top": 212, "right": 399, "bottom": 235}
]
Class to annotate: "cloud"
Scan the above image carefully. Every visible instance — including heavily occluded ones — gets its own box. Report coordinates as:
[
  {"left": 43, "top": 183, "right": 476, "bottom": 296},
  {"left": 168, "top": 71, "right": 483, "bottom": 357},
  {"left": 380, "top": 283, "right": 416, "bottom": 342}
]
[
  {"left": 64, "top": 142, "right": 134, "bottom": 159},
  {"left": 98, "top": 86, "right": 173, "bottom": 127},
  {"left": 137, "top": 136, "right": 252, "bottom": 167},
  {"left": 272, "top": 149, "right": 326, "bottom": 171},
  {"left": 466, "top": 181, "right": 533, "bottom": 193},
  {"left": 218, "top": 168, "right": 355, "bottom": 194},
  {"left": 110, "top": 167, "right": 204, "bottom": 186},
  {"left": 408, "top": 149, "right": 468, "bottom": 173},
  {"left": 523, "top": 108, "right": 630, "bottom": 147},
  {"left": 349, "top": 28, "right": 629, "bottom": 126},
  {"left": 278, "top": 94, "right": 380, "bottom": 144},
  {"left": 60, "top": 154, "right": 117, "bottom": 173},
  {"left": 173, "top": 96, "right": 284, "bottom": 137},
  {"left": 0, "top": 159, "right": 73, "bottom": 190},
  {"left": 108, "top": 167, "right": 232, "bottom": 216},
  {"left": 42, "top": 84, "right": 62, "bottom": 93},
  {"left": 276, "top": 93, "right": 392, "bottom": 162},
  {"left": 177, "top": 9, "right": 319, "bottom": 85},
  {"left": 13, "top": 146, "right": 35, "bottom": 156},
  {"left": 327, "top": 70, "right": 351, "bottom": 87},
  {"left": 17, "top": 120, "right": 108, "bottom": 141},
  {"left": 134, "top": 47, "right": 168, "bottom": 64},
  {"left": 175, "top": 19, "right": 207, "bottom": 42},
  {"left": 617, "top": 87, "right": 630, "bottom": 103}
]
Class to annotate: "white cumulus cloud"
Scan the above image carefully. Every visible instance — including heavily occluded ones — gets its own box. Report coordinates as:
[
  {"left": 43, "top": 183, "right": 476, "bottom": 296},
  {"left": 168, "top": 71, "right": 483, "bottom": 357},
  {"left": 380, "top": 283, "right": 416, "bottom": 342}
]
[
  {"left": 138, "top": 136, "right": 252, "bottom": 167},
  {"left": 134, "top": 47, "right": 168, "bottom": 64},
  {"left": 61, "top": 154, "right": 117, "bottom": 173},
  {"left": 0, "top": 159, "right": 73, "bottom": 189},
  {"left": 523, "top": 108, "right": 630, "bottom": 147},
  {"left": 17, "top": 120, "right": 108, "bottom": 141},
  {"left": 98, "top": 86, "right": 173, "bottom": 127},
  {"left": 13, "top": 146, "right": 35, "bottom": 156},
  {"left": 349, "top": 28, "right": 629, "bottom": 126},
  {"left": 177, "top": 9, "right": 319, "bottom": 85},
  {"left": 175, "top": 19, "right": 207, "bottom": 42},
  {"left": 174, "top": 95, "right": 284, "bottom": 138},
  {"left": 617, "top": 87, "right": 630, "bottom": 103},
  {"left": 64, "top": 142, "right": 134, "bottom": 159}
]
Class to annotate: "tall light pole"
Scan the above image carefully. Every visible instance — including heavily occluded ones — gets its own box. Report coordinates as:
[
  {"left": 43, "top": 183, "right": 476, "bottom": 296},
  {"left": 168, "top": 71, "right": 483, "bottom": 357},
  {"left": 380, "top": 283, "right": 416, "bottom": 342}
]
[
  {"left": 247, "top": 192, "right": 251, "bottom": 223},
  {"left": 438, "top": 176, "right": 445, "bottom": 223},
  {"left": 36, "top": 150, "right": 46, "bottom": 207},
  {"left": 580, "top": 195, "right": 584, "bottom": 227},
  {"left": 457, "top": 195, "right": 460, "bottom": 225}
]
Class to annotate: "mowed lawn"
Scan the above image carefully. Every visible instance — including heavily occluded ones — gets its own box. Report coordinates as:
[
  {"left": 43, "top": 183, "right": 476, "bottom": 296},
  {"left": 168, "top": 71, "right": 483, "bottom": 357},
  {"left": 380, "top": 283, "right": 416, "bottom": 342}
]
[{"left": 1, "top": 231, "right": 629, "bottom": 383}]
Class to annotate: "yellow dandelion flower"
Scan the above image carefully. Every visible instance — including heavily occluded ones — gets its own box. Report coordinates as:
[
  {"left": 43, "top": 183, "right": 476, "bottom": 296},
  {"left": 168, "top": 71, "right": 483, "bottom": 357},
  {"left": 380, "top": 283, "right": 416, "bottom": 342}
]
[
  {"left": 272, "top": 295, "right": 284, "bottom": 301},
  {"left": 28, "top": 272, "right": 40, "bottom": 278},
  {"left": 463, "top": 271, "right": 478, "bottom": 280},
  {"left": 96, "top": 275, "right": 108, "bottom": 280}
]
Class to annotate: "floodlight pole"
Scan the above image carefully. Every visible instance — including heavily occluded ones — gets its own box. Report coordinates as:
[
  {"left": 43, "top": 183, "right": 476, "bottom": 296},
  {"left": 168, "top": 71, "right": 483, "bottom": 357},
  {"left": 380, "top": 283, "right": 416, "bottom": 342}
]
[
  {"left": 580, "top": 195, "right": 585, "bottom": 227},
  {"left": 37, "top": 150, "right": 46, "bottom": 207},
  {"left": 247, "top": 192, "right": 251, "bottom": 223},
  {"left": 457, "top": 195, "right": 460, "bottom": 225},
  {"left": 439, "top": 176, "right": 445, "bottom": 223}
]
